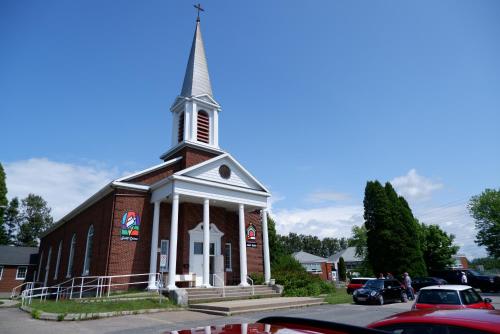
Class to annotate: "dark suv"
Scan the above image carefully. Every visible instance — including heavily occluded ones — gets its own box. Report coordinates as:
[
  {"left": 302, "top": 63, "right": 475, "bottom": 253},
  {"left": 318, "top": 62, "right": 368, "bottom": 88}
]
[
  {"left": 353, "top": 279, "right": 407, "bottom": 305},
  {"left": 431, "top": 269, "right": 500, "bottom": 292}
]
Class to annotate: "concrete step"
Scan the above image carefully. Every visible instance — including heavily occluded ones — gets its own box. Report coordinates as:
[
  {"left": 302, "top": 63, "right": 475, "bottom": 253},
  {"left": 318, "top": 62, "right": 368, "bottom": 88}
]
[
  {"left": 187, "top": 288, "right": 275, "bottom": 297},
  {"left": 189, "top": 292, "right": 281, "bottom": 304},
  {"left": 188, "top": 290, "right": 277, "bottom": 299},
  {"left": 188, "top": 297, "right": 325, "bottom": 315}
]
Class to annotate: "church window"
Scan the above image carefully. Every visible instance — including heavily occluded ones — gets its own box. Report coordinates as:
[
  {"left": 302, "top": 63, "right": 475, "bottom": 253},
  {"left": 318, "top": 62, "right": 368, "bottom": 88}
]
[
  {"left": 66, "top": 234, "right": 76, "bottom": 278},
  {"left": 44, "top": 247, "right": 52, "bottom": 285},
  {"left": 178, "top": 112, "right": 185, "bottom": 142},
  {"left": 225, "top": 243, "right": 232, "bottom": 272},
  {"left": 197, "top": 110, "right": 210, "bottom": 143},
  {"left": 37, "top": 250, "right": 44, "bottom": 281},
  {"left": 54, "top": 241, "right": 62, "bottom": 279},
  {"left": 83, "top": 225, "right": 94, "bottom": 276},
  {"left": 193, "top": 242, "right": 203, "bottom": 255}
]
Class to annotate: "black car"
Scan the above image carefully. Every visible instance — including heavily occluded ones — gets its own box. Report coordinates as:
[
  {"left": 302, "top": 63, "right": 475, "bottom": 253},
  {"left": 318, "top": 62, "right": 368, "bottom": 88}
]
[
  {"left": 353, "top": 279, "right": 407, "bottom": 305},
  {"left": 411, "top": 277, "right": 447, "bottom": 292},
  {"left": 431, "top": 269, "right": 500, "bottom": 292}
]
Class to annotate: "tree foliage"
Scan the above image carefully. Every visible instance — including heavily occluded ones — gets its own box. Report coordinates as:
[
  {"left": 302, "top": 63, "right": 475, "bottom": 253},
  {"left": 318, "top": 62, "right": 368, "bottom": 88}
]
[
  {"left": 470, "top": 257, "right": 500, "bottom": 271},
  {"left": 277, "top": 233, "right": 349, "bottom": 258},
  {"left": 468, "top": 189, "right": 500, "bottom": 258},
  {"left": 419, "top": 223, "right": 459, "bottom": 271},
  {"left": 338, "top": 257, "right": 347, "bottom": 281},
  {"left": 4, "top": 197, "right": 20, "bottom": 244},
  {"left": 0, "top": 163, "right": 8, "bottom": 244},
  {"left": 364, "top": 181, "right": 427, "bottom": 277},
  {"left": 15, "top": 194, "right": 54, "bottom": 247}
]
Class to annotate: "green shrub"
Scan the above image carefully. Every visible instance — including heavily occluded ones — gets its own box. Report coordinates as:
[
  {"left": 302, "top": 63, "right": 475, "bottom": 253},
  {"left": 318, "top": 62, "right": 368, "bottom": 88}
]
[
  {"left": 271, "top": 254, "right": 336, "bottom": 296},
  {"left": 31, "top": 309, "right": 41, "bottom": 319},
  {"left": 249, "top": 272, "right": 264, "bottom": 285}
]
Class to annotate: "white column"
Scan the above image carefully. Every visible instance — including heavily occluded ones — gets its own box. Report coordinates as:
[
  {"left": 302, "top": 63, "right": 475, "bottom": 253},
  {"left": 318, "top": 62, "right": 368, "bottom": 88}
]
[
  {"left": 238, "top": 204, "right": 249, "bottom": 286},
  {"left": 262, "top": 209, "right": 271, "bottom": 284},
  {"left": 213, "top": 110, "right": 219, "bottom": 147},
  {"left": 202, "top": 198, "right": 211, "bottom": 287},
  {"left": 167, "top": 194, "right": 180, "bottom": 290},
  {"left": 148, "top": 201, "right": 161, "bottom": 290}
]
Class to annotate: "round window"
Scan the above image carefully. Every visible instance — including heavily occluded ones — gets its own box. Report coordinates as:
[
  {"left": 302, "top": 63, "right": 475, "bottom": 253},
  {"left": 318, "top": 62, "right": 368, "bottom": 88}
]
[{"left": 219, "top": 165, "right": 231, "bottom": 179}]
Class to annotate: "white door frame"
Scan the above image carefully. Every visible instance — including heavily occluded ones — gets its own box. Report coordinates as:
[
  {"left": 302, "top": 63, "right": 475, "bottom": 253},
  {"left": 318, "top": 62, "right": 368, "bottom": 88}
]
[{"left": 188, "top": 223, "right": 224, "bottom": 287}]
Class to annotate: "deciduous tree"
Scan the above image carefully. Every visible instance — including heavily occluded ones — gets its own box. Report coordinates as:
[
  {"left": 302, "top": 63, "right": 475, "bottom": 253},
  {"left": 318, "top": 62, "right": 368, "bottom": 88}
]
[
  {"left": 420, "top": 223, "right": 459, "bottom": 271},
  {"left": 16, "top": 194, "right": 54, "bottom": 247},
  {"left": 468, "top": 189, "right": 500, "bottom": 258}
]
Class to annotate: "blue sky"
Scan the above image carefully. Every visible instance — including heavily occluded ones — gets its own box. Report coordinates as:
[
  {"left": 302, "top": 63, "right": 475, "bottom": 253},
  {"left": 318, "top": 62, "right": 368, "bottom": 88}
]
[{"left": 2, "top": 1, "right": 499, "bottom": 259}]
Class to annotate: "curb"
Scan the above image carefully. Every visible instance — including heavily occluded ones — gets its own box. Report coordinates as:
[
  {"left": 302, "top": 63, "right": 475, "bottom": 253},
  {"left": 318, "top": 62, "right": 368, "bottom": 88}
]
[{"left": 20, "top": 305, "right": 180, "bottom": 321}]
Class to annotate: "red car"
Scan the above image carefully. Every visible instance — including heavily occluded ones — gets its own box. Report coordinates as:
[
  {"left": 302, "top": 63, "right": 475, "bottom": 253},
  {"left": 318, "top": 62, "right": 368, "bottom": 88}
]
[
  {"left": 368, "top": 309, "right": 500, "bottom": 334},
  {"left": 413, "top": 285, "right": 494, "bottom": 310},
  {"left": 347, "top": 277, "right": 375, "bottom": 294},
  {"left": 169, "top": 318, "right": 388, "bottom": 334}
]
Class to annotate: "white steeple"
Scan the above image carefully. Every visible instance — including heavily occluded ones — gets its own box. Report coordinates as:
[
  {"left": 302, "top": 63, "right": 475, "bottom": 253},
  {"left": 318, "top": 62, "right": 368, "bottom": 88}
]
[{"left": 170, "top": 17, "right": 221, "bottom": 151}]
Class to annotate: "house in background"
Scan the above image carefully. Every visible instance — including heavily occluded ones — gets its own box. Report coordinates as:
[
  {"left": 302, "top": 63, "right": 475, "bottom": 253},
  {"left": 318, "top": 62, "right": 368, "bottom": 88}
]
[
  {"left": 329, "top": 247, "right": 364, "bottom": 278},
  {"left": 0, "top": 246, "right": 38, "bottom": 297},
  {"left": 293, "top": 251, "right": 333, "bottom": 281},
  {"left": 451, "top": 254, "right": 469, "bottom": 270}
]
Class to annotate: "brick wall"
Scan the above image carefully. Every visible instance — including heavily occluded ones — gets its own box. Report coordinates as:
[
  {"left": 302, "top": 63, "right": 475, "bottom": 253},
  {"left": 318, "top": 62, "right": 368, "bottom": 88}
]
[
  {"left": 0, "top": 265, "right": 36, "bottom": 294},
  {"left": 38, "top": 192, "right": 114, "bottom": 286}
]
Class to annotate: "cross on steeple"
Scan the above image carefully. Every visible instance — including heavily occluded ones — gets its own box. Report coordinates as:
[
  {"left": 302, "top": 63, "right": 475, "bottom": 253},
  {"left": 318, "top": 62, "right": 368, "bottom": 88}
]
[{"left": 194, "top": 3, "right": 204, "bottom": 22}]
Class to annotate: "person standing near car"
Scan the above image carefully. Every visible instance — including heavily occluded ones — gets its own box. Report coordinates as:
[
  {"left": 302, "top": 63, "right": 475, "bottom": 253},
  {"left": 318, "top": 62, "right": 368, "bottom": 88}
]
[
  {"left": 461, "top": 271, "right": 468, "bottom": 284},
  {"left": 403, "top": 272, "right": 415, "bottom": 300}
]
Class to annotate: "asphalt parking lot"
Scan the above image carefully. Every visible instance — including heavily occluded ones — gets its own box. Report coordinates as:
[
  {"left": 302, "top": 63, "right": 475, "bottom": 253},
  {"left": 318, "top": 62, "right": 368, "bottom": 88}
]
[{"left": 0, "top": 293, "right": 498, "bottom": 334}]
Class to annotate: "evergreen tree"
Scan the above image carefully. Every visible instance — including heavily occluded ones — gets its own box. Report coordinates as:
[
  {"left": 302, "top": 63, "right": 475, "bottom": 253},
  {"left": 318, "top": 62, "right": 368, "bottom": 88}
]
[
  {"left": 338, "top": 257, "right": 347, "bottom": 281},
  {"left": 4, "top": 197, "right": 20, "bottom": 245},
  {"left": 420, "top": 223, "right": 459, "bottom": 271},
  {"left": 0, "top": 163, "right": 9, "bottom": 244},
  {"left": 364, "top": 181, "right": 427, "bottom": 277},
  {"left": 17, "top": 194, "right": 54, "bottom": 246}
]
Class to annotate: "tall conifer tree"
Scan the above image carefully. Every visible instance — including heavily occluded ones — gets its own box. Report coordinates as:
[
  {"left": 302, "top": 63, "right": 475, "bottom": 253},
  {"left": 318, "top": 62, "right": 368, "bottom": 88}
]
[{"left": 0, "top": 163, "right": 9, "bottom": 244}]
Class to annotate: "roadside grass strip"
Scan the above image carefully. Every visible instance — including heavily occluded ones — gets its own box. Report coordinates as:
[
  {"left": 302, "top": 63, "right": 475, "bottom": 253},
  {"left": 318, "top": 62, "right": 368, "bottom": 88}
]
[
  {"left": 24, "top": 298, "right": 179, "bottom": 320},
  {"left": 324, "top": 290, "right": 353, "bottom": 305}
]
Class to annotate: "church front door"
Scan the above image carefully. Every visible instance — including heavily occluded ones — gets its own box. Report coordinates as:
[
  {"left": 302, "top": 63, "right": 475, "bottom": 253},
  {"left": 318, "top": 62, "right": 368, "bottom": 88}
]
[{"left": 188, "top": 223, "right": 224, "bottom": 287}]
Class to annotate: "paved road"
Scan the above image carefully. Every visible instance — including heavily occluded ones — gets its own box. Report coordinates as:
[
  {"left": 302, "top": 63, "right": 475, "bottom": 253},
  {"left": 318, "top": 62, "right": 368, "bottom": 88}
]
[{"left": 0, "top": 294, "right": 498, "bottom": 334}]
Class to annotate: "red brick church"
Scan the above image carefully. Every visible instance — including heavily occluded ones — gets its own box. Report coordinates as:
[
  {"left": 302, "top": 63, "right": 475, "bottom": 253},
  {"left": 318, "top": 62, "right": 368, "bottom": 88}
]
[{"left": 38, "top": 16, "right": 272, "bottom": 291}]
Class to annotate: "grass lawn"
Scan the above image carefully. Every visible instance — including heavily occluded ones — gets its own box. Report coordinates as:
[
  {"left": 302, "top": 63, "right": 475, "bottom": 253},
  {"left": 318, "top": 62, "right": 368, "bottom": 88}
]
[
  {"left": 324, "top": 290, "right": 353, "bottom": 304},
  {"left": 28, "top": 298, "right": 178, "bottom": 314},
  {"left": 0, "top": 300, "right": 4, "bottom": 305}
]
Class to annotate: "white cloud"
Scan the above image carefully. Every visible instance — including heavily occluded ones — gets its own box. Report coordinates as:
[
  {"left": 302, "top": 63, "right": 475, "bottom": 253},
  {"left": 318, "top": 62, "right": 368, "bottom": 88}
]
[
  {"left": 272, "top": 205, "right": 364, "bottom": 240},
  {"left": 391, "top": 169, "right": 443, "bottom": 200},
  {"left": 306, "top": 191, "right": 350, "bottom": 203},
  {"left": 4, "top": 158, "right": 122, "bottom": 220},
  {"left": 415, "top": 203, "right": 486, "bottom": 259}
]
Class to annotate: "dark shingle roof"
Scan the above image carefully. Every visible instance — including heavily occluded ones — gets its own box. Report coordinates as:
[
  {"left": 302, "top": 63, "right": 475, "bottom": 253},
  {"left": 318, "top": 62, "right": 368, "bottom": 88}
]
[{"left": 0, "top": 246, "right": 38, "bottom": 265}]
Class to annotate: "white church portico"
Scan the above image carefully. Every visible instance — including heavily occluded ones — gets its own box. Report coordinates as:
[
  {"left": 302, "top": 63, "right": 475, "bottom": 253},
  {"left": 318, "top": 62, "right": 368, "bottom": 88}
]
[{"left": 147, "top": 153, "right": 271, "bottom": 290}]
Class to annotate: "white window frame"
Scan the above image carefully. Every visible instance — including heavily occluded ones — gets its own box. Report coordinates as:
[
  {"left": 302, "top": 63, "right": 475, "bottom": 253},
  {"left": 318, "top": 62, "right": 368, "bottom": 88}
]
[
  {"left": 225, "top": 242, "right": 232, "bottom": 272},
  {"left": 0, "top": 265, "right": 3, "bottom": 280},
  {"left": 54, "top": 241, "right": 62, "bottom": 279},
  {"left": 16, "top": 266, "right": 27, "bottom": 280},
  {"left": 66, "top": 234, "right": 76, "bottom": 278},
  {"left": 82, "top": 225, "right": 94, "bottom": 276}
]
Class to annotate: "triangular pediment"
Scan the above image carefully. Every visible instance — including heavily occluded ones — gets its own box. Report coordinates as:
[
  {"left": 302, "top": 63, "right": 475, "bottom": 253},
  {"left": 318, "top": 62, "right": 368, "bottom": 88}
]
[{"left": 175, "top": 154, "right": 269, "bottom": 193}]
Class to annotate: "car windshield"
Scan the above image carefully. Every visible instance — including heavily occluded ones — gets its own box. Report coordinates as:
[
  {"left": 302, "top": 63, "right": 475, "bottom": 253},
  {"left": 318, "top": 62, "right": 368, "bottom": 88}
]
[
  {"left": 417, "top": 290, "right": 461, "bottom": 305},
  {"left": 460, "top": 288, "right": 482, "bottom": 304},
  {"left": 364, "top": 280, "right": 384, "bottom": 289}
]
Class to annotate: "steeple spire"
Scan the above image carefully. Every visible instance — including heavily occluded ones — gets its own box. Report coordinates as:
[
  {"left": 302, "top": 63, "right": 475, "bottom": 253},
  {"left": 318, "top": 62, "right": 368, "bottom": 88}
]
[{"left": 180, "top": 15, "right": 213, "bottom": 98}]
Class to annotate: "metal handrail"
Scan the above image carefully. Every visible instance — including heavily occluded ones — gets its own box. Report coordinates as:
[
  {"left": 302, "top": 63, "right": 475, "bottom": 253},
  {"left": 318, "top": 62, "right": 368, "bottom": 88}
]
[
  {"left": 20, "top": 272, "right": 161, "bottom": 305},
  {"left": 246, "top": 275, "right": 254, "bottom": 295},
  {"left": 212, "top": 274, "right": 225, "bottom": 297}
]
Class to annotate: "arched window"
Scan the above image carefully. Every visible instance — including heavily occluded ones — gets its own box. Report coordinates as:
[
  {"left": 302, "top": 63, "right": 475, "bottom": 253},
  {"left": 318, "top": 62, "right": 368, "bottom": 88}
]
[
  {"left": 66, "top": 234, "right": 76, "bottom": 278},
  {"left": 197, "top": 110, "right": 210, "bottom": 143},
  {"left": 178, "top": 112, "right": 185, "bottom": 142},
  {"left": 54, "top": 241, "right": 62, "bottom": 279},
  {"left": 36, "top": 250, "right": 44, "bottom": 282},
  {"left": 44, "top": 247, "right": 52, "bottom": 286},
  {"left": 83, "top": 225, "right": 94, "bottom": 276}
]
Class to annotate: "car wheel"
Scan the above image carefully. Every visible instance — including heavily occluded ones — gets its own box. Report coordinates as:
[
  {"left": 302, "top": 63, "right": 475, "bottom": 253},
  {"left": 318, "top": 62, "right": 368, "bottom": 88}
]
[
  {"left": 378, "top": 295, "right": 384, "bottom": 305},
  {"left": 353, "top": 297, "right": 358, "bottom": 304},
  {"left": 401, "top": 292, "right": 408, "bottom": 303}
]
